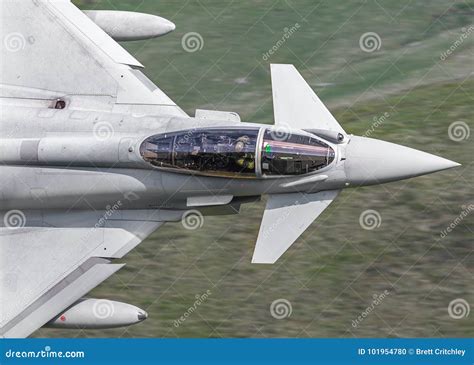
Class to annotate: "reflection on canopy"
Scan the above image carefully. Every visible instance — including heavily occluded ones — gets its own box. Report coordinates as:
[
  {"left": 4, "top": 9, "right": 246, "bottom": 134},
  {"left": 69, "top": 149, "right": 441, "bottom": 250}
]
[
  {"left": 140, "top": 128, "right": 259, "bottom": 177},
  {"left": 140, "top": 127, "right": 335, "bottom": 177},
  {"left": 261, "top": 129, "right": 335, "bottom": 176}
]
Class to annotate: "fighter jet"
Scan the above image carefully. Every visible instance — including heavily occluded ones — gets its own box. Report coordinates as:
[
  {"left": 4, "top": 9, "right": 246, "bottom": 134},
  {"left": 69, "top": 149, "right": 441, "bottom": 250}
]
[{"left": 0, "top": 0, "right": 459, "bottom": 337}]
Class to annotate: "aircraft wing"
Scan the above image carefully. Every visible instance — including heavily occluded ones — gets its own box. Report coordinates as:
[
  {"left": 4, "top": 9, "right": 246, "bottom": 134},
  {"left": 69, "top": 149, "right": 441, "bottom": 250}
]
[
  {"left": 0, "top": 0, "right": 187, "bottom": 117},
  {"left": 0, "top": 209, "right": 168, "bottom": 338},
  {"left": 252, "top": 190, "right": 340, "bottom": 264}
]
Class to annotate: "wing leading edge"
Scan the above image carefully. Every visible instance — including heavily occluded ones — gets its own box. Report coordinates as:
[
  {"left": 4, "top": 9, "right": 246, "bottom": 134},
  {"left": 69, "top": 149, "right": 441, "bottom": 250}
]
[
  {"left": 0, "top": 209, "right": 169, "bottom": 338},
  {"left": 0, "top": 0, "right": 187, "bottom": 116}
]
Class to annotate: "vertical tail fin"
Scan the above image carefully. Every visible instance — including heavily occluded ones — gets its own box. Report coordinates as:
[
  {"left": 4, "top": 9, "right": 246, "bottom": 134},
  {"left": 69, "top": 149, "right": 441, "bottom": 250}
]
[{"left": 271, "top": 64, "right": 345, "bottom": 133}]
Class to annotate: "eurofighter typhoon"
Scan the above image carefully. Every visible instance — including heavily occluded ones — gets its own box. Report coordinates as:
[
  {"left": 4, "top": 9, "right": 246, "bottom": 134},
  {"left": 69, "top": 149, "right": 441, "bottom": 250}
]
[{"left": 0, "top": 0, "right": 460, "bottom": 337}]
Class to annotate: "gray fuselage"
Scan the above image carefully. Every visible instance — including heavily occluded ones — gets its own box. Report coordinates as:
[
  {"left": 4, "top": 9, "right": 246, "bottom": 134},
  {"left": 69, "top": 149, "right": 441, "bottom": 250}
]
[
  {"left": 0, "top": 106, "right": 347, "bottom": 212},
  {"left": 1, "top": 104, "right": 458, "bottom": 214}
]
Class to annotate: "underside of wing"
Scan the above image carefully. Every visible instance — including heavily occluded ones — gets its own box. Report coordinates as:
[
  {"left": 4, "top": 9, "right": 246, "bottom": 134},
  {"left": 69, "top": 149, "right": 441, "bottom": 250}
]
[
  {"left": 0, "top": 209, "right": 170, "bottom": 338},
  {"left": 0, "top": 0, "right": 187, "bottom": 117},
  {"left": 252, "top": 190, "right": 340, "bottom": 264}
]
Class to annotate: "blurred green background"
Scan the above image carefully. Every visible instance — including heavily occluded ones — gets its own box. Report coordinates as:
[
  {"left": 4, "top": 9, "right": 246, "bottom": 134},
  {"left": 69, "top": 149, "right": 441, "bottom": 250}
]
[{"left": 38, "top": 0, "right": 473, "bottom": 338}]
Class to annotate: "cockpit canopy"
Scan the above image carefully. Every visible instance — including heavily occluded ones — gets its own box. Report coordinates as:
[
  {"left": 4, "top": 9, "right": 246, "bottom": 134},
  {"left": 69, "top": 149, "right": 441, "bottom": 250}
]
[
  {"left": 141, "top": 128, "right": 259, "bottom": 178},
  {"left": 140, "top": 127, "right": 335, "bottom": 178}
]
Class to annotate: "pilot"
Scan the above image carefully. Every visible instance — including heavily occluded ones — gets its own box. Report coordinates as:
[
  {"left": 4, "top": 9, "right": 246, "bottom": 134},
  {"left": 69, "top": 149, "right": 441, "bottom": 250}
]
[
  {"left": 236, "top": 155, "right": 255, "bottom": 170},
  {"left": 235, "top": 136, "right": 255, "bottom": 171},
  {"left": 234, "top": 136, "right": 249, "bottom": 153}
]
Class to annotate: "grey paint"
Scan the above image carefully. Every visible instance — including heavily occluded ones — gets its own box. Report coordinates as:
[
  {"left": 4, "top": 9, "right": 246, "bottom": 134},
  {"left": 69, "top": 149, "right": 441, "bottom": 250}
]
[
  {"left": 46, "top": 298, "right": 148, "bottom": 329},
  {"left": 0, "top": 0, "right": 460, "bottom": 338},
  {"left": 84, "top": 10, "right": 176, "bottom": 41}
]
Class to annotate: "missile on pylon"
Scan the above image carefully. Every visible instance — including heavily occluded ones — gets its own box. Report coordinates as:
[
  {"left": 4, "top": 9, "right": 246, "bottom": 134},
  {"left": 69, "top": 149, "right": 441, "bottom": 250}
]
[
  {"left": 45, "top": 298, "right": 148, "bottom": 329},
  {"left": 84, "top": 10, "right": 176, "bottom": 41}
]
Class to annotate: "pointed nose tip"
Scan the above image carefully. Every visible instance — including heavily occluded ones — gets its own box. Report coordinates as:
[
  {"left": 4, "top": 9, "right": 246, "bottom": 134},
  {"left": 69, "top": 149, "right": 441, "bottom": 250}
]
[
  {"left": 164, "top": 20, "right": 176, "bottom": 33},
  {"left": 158, "top": 18, "right": 175, "bottom": 35},
  {"left": 428, "top": 157, "right": 461, "bottom": 170},
  {"left": 137, "top": 311, "right": 148, "bottom": 321},
  {"left": 345, "top": 136, "right": 461, "bottom": 186},
  {"left": 150, "top": 16, "right": 176, "bottom": 37},
  {"left": 414, "top": 153, "right": 460, "bottom": 173}
]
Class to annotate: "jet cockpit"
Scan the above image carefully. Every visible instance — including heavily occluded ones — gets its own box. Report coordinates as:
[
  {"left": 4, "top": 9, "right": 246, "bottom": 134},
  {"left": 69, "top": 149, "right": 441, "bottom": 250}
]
[{"left": 140, "top": 127, "right": 335, "bottom": 178}]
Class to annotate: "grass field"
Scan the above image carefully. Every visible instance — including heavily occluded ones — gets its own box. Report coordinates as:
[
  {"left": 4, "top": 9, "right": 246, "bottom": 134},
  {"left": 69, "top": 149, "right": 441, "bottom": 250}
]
[
  {"left": 37, "top": 0, "right": 473, "bottom": 338},
  {"left": 75, "top": 0, "right": 474, "bottom": 120}
]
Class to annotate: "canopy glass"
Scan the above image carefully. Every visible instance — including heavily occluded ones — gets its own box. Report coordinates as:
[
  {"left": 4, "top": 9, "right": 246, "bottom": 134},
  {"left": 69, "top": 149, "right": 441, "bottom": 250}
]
[{"left": 140, "top": 127, "right": 335, "bottom": 177}]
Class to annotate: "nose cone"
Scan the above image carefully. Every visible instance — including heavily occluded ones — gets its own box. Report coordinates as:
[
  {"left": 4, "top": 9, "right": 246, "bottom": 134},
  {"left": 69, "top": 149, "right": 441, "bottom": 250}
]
[
  {"left": 345, "top": 136, "right": 460, "bottom": 186},
  {"left": 137, "top": 310, "right": 148, "bottom": 322},
  {"left": 155, "top": 17, "right": 176, "bottom": 35},
  {"left": 148, "top": 16, "right": 175, "bottom": 37}
]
